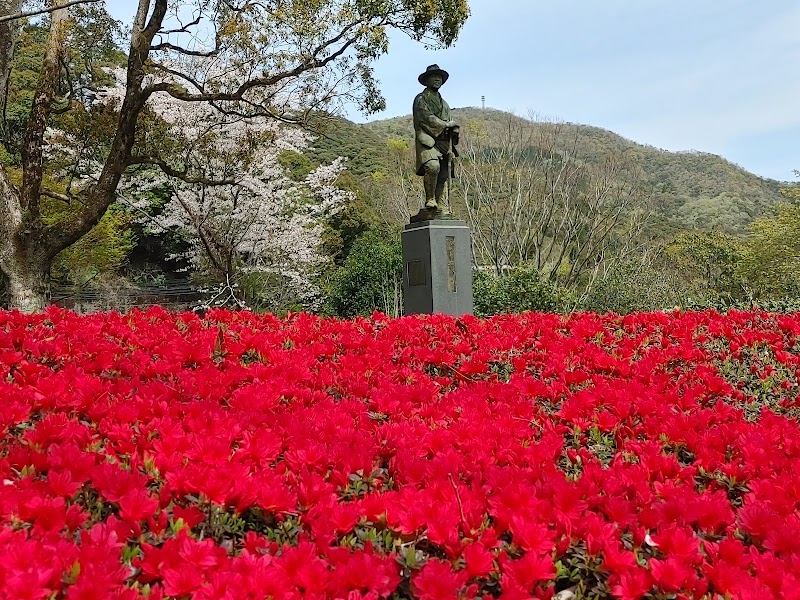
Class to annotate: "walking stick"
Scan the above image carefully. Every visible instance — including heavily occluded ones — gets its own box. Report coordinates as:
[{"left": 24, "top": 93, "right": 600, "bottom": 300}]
[{"left": 446, "top": 132, "right": 453, "bottom": 214}]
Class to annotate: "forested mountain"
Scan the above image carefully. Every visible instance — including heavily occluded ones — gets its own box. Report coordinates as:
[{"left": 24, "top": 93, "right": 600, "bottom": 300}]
[
  {"left": 304, "top": 115, "right": 389, "bottom": 180},
  {"left": 355, "top": 108, "right": 787, "bottom": 235}
]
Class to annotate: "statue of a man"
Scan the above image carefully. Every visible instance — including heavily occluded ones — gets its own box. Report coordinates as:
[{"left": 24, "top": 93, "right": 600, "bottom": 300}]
[{"left": 413, "top": 64, "right": 459, "bottom": 212}]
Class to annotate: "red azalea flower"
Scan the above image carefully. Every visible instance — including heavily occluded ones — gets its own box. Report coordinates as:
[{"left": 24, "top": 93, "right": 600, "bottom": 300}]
[
  {"left": 328, "top": 548, "right": 401, "bottom": 598},
  {"left": 90, "top": 462, "right": 150, "bottom": 505},
  {"left": 501, "top": 553, "right": 555, "bottom": 592},
  {"left": 509, "top": 517, "right": 556, "bottom": 555},
  {"left": 279, "top": 541, "right": 330, "bottom": 595},
  {"left": 498, "top": 574, "right": 534, "bottom": 600},
  {"left": 413, "top": 559, "right": 469, "bottom": 600},
  {"left": 46, "top": 470, "right": 82, "bottom": 498},
  {"left": 763, "top": 518, "right": 800, "bottom": 556},
  {"left": 161, "top": 564, "right": 206, "bottom": 597},
  {"left": 118, "top": 488, "right": 158, "bottom": 523},
  {"left": 19, "top": 495, "right": 67, "bottom": 533},
  {"left": 648, "top": 558, "right": 696, "bottom": 593},
  {"left": 610, "top": 568, "right": 653, "bottom": 600},
  {"left": 4, "top": 308, "right": 800, "bottom": 599},
  {"left": 601, "top": 540, "right": 638, "bottom": 573},
  {"left": 464, "top": 543, "right": 495, "bottom": 579},
  {"left": 702, "top": 561, "right": 747, "bottom": 596},
  {"left": 172, "top": 503, "right": 205, "bottom": 528},
  {"left": 650, "top": 525, "right": 700, "bottom": 565},
  {"left": 135, "top": 543, "right": 165, "bottom": 583},
  {"left": 737, "top": 501, "right": 781, "bottom": 542}
]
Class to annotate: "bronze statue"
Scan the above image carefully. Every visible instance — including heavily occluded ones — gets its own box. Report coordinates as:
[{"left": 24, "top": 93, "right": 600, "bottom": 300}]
[{"left": 413, "top": 64, "right": 459, "bottom": 214}]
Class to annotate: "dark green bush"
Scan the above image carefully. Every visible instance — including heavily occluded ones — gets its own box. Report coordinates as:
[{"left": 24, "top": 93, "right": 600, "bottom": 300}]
[
  {"left": 683, "top": 296, "right": 800, "bottom": 313},
  {"left": 324, "top": 229, "right": 403, "bottom": 318},
  {"left": 473, "top": 266, "right": 571, "bottom": 316}
]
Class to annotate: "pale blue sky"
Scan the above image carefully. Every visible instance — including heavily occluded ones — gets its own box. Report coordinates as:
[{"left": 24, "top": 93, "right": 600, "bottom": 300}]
[{"left": 106, "top": 1, "right": 800, "bottom": 181}]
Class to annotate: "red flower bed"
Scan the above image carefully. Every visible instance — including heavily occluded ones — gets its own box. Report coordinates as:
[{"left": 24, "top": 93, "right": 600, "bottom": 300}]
[{"left": 1, "top": 307, "right": 800, "bottom": 600}]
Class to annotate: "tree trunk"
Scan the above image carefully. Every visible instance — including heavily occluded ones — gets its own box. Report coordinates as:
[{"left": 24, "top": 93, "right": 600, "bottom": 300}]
[
  {"left": 0, "top": 166, "right": 48, "bottom": 312},
  {"left": 6, "top": 259, "right": 48, "bottom": 312},
  {"left": 0, "top": 2, "right": 62, "bottom": 313},
  {"left": 21, "top": 4, "right": 68, "bottom": 217},
  {"left": 0, "top": 1, "right": 162, "bottom": 312},
  {"left": 0, "top": 1, "right": 23, "bottom": 118}
]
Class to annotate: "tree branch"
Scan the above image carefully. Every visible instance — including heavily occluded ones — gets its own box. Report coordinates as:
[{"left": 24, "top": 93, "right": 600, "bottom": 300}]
[
  {"left": 40, "top": 189, "right": 72, "bottom": 203},
  {"left": 161, "top": 13, "right": 202, "bottom": 35},
  {"left": 126, "top": 157, "right": 237, "bottom": 186},
  {"left": 0, "top": 0, "right": 100, "bottom": 23},
  {"left": 150, "top": 42, "right": 219, "bottom": 58},
  {"left": 142, "top": 22, "right": 361, "bottom": 104}
]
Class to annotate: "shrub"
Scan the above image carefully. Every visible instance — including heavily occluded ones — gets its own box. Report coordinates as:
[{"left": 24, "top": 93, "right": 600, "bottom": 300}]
[
  {"left": 325, "top": 228, "right": 403, "bottom": 317},
  {"left": 581, "top": 260, "right": 685, "bottom": 314},
  {"left": 473, "top": 265, "right": 571, "bottom": 316}
]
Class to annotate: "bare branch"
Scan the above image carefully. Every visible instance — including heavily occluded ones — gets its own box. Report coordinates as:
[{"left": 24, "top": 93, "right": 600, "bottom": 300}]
[
  {"left": 142, "top": 21, "right": 361, "bottom": 103},
  {"left": 0, "top": 0, "right": 100, "bottom": 24},
  {"left": 208, "top": 99, "right": 308, "bottom": 127},
  {"left": 161, "top": 13, "right": 202, "bottom": 35},
  {"left": 150, "top": 42, "right": 219, "bottom": 58},
  {"left": 40, "top": 189, "right": 72, "bottom": 203},
  {"left": 126, "top": 157, "right": 236, "bottom": 186}
]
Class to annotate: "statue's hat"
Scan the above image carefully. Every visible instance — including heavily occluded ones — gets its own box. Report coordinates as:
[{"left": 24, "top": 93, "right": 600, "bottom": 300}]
[{"left": 418, "top": 64, "right": 449, "bottom": 85}]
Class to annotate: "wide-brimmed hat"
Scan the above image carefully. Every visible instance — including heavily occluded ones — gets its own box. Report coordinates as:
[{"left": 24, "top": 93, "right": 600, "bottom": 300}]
[{"left": 418, "top": 64, "right": 449, "bottom": 85}]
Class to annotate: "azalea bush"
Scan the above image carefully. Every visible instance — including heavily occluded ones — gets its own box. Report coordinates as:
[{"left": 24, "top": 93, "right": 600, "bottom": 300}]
[{"left": 1, "top": 307, "right": 800, "bottom": 599}]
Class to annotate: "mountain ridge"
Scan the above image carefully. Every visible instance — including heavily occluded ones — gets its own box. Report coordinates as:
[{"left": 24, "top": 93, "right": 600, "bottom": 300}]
[
  {"left": 365, "top": 106, "right": 786, "bottom": 183},
  {"left": 309, "top": 108, "right": 789, "bottom": 235}
]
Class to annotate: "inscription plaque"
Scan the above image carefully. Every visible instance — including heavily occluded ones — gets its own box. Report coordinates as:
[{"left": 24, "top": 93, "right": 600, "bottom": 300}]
[
  {"left": 446, "top": 236, "right": 457, "bottom": 293},
  {"left": 407, "top": 260, "right": 426, "bottom": 287}
]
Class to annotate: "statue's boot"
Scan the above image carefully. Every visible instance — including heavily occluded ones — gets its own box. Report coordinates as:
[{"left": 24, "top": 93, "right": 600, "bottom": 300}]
[
  {"left": 423, "top": 171, "right": 438, "bottom": 209},
  {"left": 435, "top": 185, "right": 449, "bottom": 213},
  {"left": 435, "top": 175, "right": 449, "bottom": 213}
]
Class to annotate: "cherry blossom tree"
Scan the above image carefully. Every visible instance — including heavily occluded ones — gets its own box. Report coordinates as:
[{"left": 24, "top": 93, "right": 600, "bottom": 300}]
[
  {"left": 98, "top": 66, "right": 352, "bottom": 310},
  {"left": 0, "top": 0, "right": 470, "bottom": 312}
]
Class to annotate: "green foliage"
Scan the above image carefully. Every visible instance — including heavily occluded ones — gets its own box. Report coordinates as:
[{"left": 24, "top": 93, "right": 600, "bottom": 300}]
[
  {"left": 2, "top": 23, "right": 47, "bottom": 153},
  {"left": 662, "top": 199, "right": 800, "bottom": 308},
  {"left": 711, "top": 340, "right": 800, "bottom": 421},
  {"left": 738, "top": 202, "right": 800, "bottom": 298},
  {"left": 554, "top": 541, "right": 610, "bottom": 599},
  {"left": 0, "top": 144, "right": 13, "bottom": 166},
  {"left": 665, "top": 230, "right": 746, "bottom": 303},
  {"left": 319, "top": 167, "right": 379, "bottom": 268},
  {"left": 684, "top": 296, "right": 800, "bottom": 313},
  {"left": 357, "top": 137, "right": 418, "bottom": 225},
  {"left": 401, "top": 0, "right": 470, "bottom": 46},
  {"left": 51, "top": 204, "right": 137, "bottom": 284},
  {"left": 279, "top": 117, "right": 384, "bottom": 269},
  {"left": 324, "top": 229, "right": 402, "bottom": 318},
  {"left": 3, "top": 13, "right": 125, "bottom": 157},
  {"left": 233, "top": 271, "right": 306, "bottom": 315},
  {"left": 581, "top": 260, "right": 685, "bottom": 314},
  {"left": 322, "top": 194, "right": 376, "bottom": 266},
  {"left": 304, "top": 114, "right": 389, "bottom": 179},
  {"left": 782, "top": 173, "right": 800, "bottom": 202},
  {"left": 278, "top": 150, "right": 315, "bottom": 181},
  {"left": 473, "top": 265, "right": 571, "bottom": 316}
]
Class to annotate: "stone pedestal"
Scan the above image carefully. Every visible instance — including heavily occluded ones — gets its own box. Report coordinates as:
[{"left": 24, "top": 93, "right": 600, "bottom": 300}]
[{"left": 402, "top": 219, "right": 473, "bottom": 316}]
